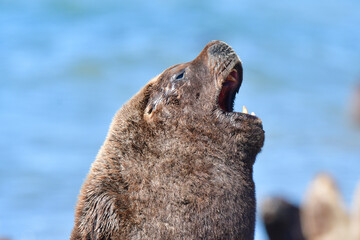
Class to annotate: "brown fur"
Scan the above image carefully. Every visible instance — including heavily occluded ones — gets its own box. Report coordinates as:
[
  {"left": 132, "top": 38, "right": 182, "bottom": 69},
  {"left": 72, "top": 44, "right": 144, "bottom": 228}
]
[{"left": 71, "top": 41, "right": 265, "bottom": 240}]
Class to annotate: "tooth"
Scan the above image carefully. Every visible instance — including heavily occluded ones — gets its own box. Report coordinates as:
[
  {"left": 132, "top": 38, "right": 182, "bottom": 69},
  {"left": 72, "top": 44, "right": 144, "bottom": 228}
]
[
  {"left": 251, "top": 112, "right": 256, "bottom": 116},
  {"left": 242, "top": 106, "right": 248, "bottom": 114}
]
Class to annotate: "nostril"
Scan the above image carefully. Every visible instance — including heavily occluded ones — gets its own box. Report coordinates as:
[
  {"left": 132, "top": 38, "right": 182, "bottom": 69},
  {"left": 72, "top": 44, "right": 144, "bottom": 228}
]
[{"left": 208, "top": 41, "right": 233, "bottom": 57}]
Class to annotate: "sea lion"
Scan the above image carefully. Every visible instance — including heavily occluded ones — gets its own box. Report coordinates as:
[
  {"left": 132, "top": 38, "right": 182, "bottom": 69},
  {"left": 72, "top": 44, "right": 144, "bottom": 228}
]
[
  {"left": 351, "top": 181, "right": 360, "bottom": 240},
  {"left": 301, "top": 173, "right": 350, "bottom": 240},
  {"left": 71, "top": 41, "right": 265, "bottom": 240},
  {"left": 262, "top": 175, "right": 360, "bottom": 240},
  {"left": 261, "top": 197, "right": 305, "bottom": 240}
]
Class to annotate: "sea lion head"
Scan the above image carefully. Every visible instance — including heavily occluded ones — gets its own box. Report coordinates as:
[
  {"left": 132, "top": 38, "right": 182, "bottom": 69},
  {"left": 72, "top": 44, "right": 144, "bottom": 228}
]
[{"left": 143, "top": 40, "right": 264, "bottom": 162}]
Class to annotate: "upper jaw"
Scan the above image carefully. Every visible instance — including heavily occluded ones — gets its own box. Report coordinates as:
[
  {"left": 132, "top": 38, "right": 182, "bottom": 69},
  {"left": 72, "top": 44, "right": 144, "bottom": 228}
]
[
  {"left": 215, "top": 57, "right": 257, "bottom": 117},
  {"left": 220, "top": 60, "right": 243, "bottom": 91},
  {"left": 197, "top": 41, "right": 258, "bottom": 117}
]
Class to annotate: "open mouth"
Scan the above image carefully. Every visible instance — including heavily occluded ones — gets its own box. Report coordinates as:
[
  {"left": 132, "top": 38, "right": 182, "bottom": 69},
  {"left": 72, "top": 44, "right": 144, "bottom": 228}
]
[{"left": 218, "top": 62, "right": 242, "bottom": 113}]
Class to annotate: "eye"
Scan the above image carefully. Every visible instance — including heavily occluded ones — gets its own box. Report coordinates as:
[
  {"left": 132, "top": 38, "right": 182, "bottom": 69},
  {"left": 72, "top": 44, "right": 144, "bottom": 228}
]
[{"left": 175, "top": 70, "right": 185, "bottom": 80}]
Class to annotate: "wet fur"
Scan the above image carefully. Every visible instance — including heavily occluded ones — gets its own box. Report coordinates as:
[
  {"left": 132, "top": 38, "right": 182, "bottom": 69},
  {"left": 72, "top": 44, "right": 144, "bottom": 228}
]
[{"left": 71, "top": 41, "right": 265, "bottom": 240}]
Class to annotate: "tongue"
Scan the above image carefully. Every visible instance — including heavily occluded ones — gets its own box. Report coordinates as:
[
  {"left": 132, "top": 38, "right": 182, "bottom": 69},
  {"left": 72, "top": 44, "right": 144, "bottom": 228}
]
[
  {"left": 218, "top": 84, "right": 235, "bottom": 112},
  {"left": 218, "top": 69, "right": 240, "bottom": 112}
]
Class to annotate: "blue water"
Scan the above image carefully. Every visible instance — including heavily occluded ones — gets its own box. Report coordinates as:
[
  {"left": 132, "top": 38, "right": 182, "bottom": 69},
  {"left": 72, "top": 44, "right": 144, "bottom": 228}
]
[{"left": 1, "top": 0, "right": 360, "bottom": 239}]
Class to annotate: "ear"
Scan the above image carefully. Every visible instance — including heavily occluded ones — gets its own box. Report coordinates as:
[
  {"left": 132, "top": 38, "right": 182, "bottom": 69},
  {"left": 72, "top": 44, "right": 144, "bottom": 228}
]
[
  {"left": 144, "top": 92, "right": 165, "bottom": 123},
  {"left": 143, "top": 74, "right": 162, "bottom": 123},
  {"left": 300, "top": 173, "right": 350, "bottom": 240},
  {"left": 115, "top": 76, "right": 157, "bottom": 124},
  {"left": 144, "top": 98, "right": 156, "bottom": 121}
]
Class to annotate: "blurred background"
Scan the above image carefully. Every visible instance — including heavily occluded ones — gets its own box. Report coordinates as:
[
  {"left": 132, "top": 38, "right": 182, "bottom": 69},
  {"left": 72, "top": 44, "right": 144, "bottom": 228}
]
[{"left": 0, "top": 0, "right": 359, "bottom": 239}]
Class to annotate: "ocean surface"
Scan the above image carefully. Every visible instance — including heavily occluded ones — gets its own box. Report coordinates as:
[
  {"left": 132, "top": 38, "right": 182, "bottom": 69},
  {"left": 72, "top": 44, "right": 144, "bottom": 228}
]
[{"left": 1, "top": 0, "right": 359, "bottom": 239}]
